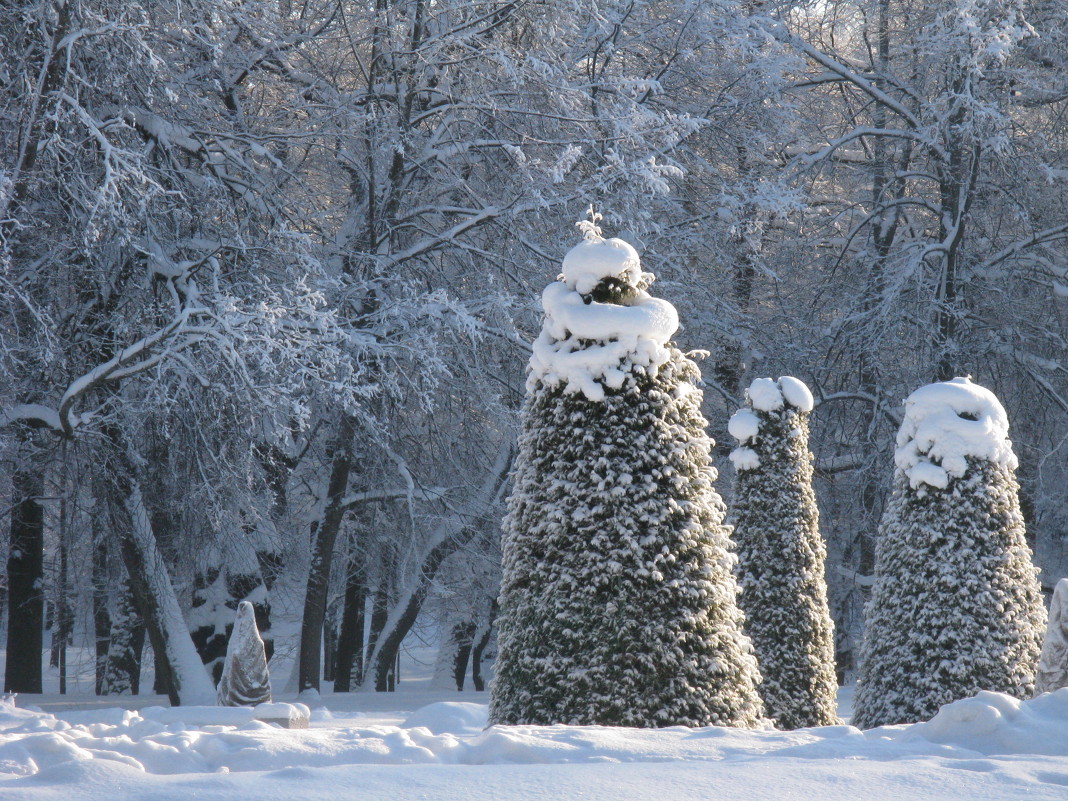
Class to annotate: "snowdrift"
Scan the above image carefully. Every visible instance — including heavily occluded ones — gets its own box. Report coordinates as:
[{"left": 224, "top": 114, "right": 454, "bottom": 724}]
[{"left": 2, "top": 690, "right": 1068, "bottom": 782}]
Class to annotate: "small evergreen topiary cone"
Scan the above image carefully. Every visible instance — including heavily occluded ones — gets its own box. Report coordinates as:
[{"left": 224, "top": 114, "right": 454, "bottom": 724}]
[
  {"left": 217, "top": 601, "right": 272, "bottom": 707},
  {"left": 853, "top": 378, "right": 1045, "bottom": 729},
  {"left": 730, "top": 376, "right": 839, "bottom": 729}
]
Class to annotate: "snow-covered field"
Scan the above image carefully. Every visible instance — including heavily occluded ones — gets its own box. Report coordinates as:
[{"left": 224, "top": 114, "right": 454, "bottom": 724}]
[{"left": 5, "top": 681, "right": 1068, "bottom": 800}]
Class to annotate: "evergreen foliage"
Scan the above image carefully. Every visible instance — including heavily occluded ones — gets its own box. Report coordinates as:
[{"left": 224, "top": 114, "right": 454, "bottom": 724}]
[
  {"left": 729, "top": 377, "right": 839, "bottom": 729},
  {"left": 853, "top": 379, "right": 1045, "bottom": 728},
  {"left": 216, "top": 601, "right": 272, "bottom": 707},
  {"left": 490, "top": 228, "right": 763, "bottom": 728}
]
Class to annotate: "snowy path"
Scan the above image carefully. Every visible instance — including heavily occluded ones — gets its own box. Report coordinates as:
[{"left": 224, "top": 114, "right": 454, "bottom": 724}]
[{"left": 3, "top": 689, "right": 1068, "bottom": 800}]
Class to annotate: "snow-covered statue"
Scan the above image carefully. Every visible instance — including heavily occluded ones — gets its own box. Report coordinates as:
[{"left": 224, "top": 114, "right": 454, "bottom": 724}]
[
  {"left": 489, "top": 215, "right": 764, "bottom": 728},
  {"left": 853, "top": 377, "right": 1045, "bottom": 728},
  {"left": 1036, "top": 578, "right": 1068, "bottom": 695},
  {"left": 217, "top": 601, "right": 272, "bottom": 707},
  {"left": 730, "top": 377, "right": 839, "bottom": 729}
]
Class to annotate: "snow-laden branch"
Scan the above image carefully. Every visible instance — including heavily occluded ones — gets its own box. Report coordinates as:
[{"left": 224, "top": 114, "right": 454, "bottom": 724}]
[
  {"left": 975, "top": 223, "right": 1068, "bottom": 275},
  {"left": 765, "top": 20, "right": 936, "bottom": 158},
  {"left": 339, "top": 486, "right": 448, "bottom": 510},
  {"left": 0, "top": 404, "right": 62, "bottom": 432},
  {"left": 56, "top": 305, "right": 210, "bottom": 436}
]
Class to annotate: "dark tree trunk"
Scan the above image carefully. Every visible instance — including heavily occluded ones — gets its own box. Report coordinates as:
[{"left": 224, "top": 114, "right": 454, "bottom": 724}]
[
  {"left": 470, "top": 599, "right": 498, "bottom": 692},
  {"left": 92, "top": 515, "right": 112, "bottom": 695},
  {"left": 5, "top": 467, "right": 45, "bottom": 694},
  {"left": 333, "top": 552, "right": 366, "bottom": 693},
  {"left": 298, "top": 414, "right": 357, "bottom": 692},
  {"left": 102, "top": 575, "right": 146, "bottom": 695},
  {"left": 323, "top": 603, "right": 338, "bottom": 683},
  {"left": 451, "top": 621, "right": 477, "bottom": 691}
]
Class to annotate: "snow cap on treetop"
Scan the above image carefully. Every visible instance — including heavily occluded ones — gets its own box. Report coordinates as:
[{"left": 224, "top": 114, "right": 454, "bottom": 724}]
[
  {"left": 744, "top": 376, "right": 815, "bottom": 415},
  {"left": 527, "top": 227, "right": 681, "bottom": 402},
  {"left": 895, "top": 376, "right": 1018, "bottom": 491},
  {"left": 561, "top": 237, "right": 643, "bottom": 295},
  {"left": 729, "top": 376, "right": 814, "bottom": 472}
]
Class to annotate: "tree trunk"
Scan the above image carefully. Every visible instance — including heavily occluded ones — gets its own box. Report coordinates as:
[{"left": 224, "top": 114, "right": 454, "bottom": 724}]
[
  {"left": 470, "top": 599, "right": 498, "bottom": 692},
  {"left": 4, "top": 467, "right": 45, "bottom": 694},
  {"left": 101, "top": 431, "right": 215, "bottom": 705},
  {"left": 92, "top": 513, "right": 111, "bottom": 695},
  {"left": 298, "top": 413, "right": 357, "bottom": 692},
  {"left": 101, "top": 574, "right": 146, "bottom": 695},
  {"left": 333, "top": 550, "right": 366, "bottom": 692}
]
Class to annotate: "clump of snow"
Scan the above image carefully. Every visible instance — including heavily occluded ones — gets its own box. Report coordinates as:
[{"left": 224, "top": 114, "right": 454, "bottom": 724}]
[
  {"left": 728, "top": 409, "right": 760, "bottom": 444},
  {"left": 747, "top": 378, "right": 784, "bottom": 412},
  {"left": 894, "top": 377, "right": 1018, "bottom": 491},
  {"left": 744, "top": 376, "right": 813, "bottom": 413},
  {"left": 528, "top": 236, "right": 679, "bottom": 401},
  {"left": 560, "top": 237, "right": 643, "bottom": 295},
  {"left": 778, "top": 376, "right": 814, "bottom": 412},
  {"left": 1036, "top": 578, "right": 1068, "bottom": 695},
  {"left": 730, "top": 447, "right": 761, "bottom": 471}
]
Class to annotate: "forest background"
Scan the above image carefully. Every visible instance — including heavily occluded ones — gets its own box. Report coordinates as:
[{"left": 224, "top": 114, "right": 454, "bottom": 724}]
[{"left": 2, "top": 0, "right": 1067, "bottom": 700}]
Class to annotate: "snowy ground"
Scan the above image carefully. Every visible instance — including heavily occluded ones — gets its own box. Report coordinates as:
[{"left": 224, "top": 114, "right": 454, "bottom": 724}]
[{"left": 5, "top": 677, "right": 1068, "bottom": 800}]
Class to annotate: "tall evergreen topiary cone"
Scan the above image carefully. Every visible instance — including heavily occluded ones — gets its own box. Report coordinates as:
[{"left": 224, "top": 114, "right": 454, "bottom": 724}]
[
  {"left": 853, "top": 377, "right": 1045, "bottom": 729},
  {"left": 489, "top": 218, "right": 764, "bottom": 728},
  {"left": 729, "top": 377, "right": 839, "bottom": 729}
]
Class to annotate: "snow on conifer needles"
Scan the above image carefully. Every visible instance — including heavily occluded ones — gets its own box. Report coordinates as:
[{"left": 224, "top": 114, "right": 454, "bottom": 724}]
[
  {"left": 490, "top": 228, "right": 763, "bottom": 728},
  {"left": 729, "top": 377, "right": 839, "bottom": 730},
  {"left": 853, "top": 377, "right": 1045, "bottom": 729}
]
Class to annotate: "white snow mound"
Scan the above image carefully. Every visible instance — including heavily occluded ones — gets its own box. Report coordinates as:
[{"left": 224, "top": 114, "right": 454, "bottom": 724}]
[
  {"left": 402, "top": 702, "right": 489, "bottom": 735},
  {"left": 894, "top": 377, "right": 1017, "bottom": 490},
  {"left": 528, "top": 238, "right": 679, "bottom": 401},
  {"left": 900, "top": 689, "right": 1068, "bottom": 756},
  {"left": 561, "top": 237, "right": 642, "bottom": 295},
  {"left": 728, "top": 409, "right": 760, "bottom": 444},
  {"left": 778, "top": 376, "right": 814, "bottom": 412},
  {"left": 745, "top": 376, "right": 813, "bottom": 413},
  {"left": 748, "top": 378, "right": 784, "bottom": 412}
]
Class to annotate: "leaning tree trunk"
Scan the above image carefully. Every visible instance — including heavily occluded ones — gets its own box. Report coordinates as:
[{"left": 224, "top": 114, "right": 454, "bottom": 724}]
[
  {"left": 4, "top": 466, "right": 45, "bottom": 694},
  {"left": 101, "top": 432, "right": 215, "bottom": 705}
]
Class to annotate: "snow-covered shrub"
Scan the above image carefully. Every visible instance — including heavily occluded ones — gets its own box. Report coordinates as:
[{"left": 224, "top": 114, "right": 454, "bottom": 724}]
[
  {"left": 853, "top": 378, "right": 1045, "bottom": 728},
  {"left": 216, "top": 601, "right": 272, "bottom": 707},
  {"left": 729, "top": 377, "right": 839, "bottom": 729},
  {"left": 1036, "top": 578, "right": 1068, "bottom": 695},
  {"left": 489, "top": 223, "right": 764, "bottom": 728}
]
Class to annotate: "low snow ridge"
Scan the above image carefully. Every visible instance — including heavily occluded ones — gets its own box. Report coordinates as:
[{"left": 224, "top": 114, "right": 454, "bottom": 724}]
[
  {"left": 5, "top": 689, "right": 1068, "bottom": 780},
  {"left": 894, "top": 377, "right": 1017, "bottom": 490},
  {"left": 528, "top": 237, "right": 679, "bottom": 401}
]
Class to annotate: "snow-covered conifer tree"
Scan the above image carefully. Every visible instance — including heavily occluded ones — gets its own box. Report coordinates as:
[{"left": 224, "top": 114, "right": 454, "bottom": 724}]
[
  {"left": 729, "top": 377, "right": 839, "bottom": 729},
  {"left": 489, "top": 217, "right": 764, "bottom": 728},
  {"left": 1036, "top": 578, "right": 1068, "bottom": 695},
  {"left": 216, "top": 601, "right": 272, "bottom": 707},
  {"left": 853, "top": 378, "right": 1046, "bottom": 728}
]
